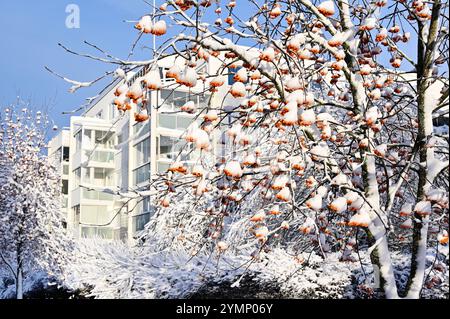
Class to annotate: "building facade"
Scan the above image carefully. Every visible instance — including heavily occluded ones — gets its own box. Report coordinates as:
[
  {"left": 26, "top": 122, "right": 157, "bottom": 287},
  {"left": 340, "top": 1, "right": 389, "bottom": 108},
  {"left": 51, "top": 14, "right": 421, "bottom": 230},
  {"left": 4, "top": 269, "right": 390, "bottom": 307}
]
[{"left": 48, "top": 55, "right": 236, "bottom": 243}]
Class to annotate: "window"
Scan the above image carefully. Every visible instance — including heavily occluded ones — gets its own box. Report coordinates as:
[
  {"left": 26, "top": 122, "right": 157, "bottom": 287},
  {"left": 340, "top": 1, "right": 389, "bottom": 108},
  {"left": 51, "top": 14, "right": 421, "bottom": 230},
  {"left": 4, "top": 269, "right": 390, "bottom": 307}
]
[
  {"left": 157, "top": 161, "right": 170, "bottom": 173},
  {"left": 133, "top": 197, "right": 153, "bottom": 231},
  {"left": 134, "top": 213, "right": 151, "bottom": 232},
  {"left": 96, "top": 110, "right": 103, "bottom": 119},
  {"left": 73, "top": 168, "right": 81, "bottom": 189},
  {"left": 133, "top": 121, "right": 150, "bottom": 138},
  {"left": 135, "top": 196, "right": 151, "bottom": 215},
  {"left": 83, "top": 129, "right": 93, "bottom": 149},
  {"left": 94, "top": 168, "right": 105, "bottom": 179},
  {"left": 82, "top": 189, "right": 114, "bottom": 201},
  {"left": 158, "top": 113, "right": 195, "bottom": 131},
  {"left": 94, "top": 130, "right": 115, "bottom": 149},
  {"left": 81, "top": 227, "right": 114, "bottom": 239},
  {"left": 133, "top": 164, "right": 150, "bottom": 185},
  {"left": 158, "top": 136, "right": 191, "bottom": 161},
  {"left": 62, "top": 180, "right": 69, "bottom": 195},
  {"left": 54, "top": 147, "right": 62, "bottom": 162},
  {"left": 134, "top": 138, "right": 151, "bottom": 167},
  {"left": 87, "top": 150, "right": 114, "bottom": 163},
  {"left": 75, "top": 131, "right": 82, "bottom": 151},
  {"left": 63, "top": 147, "right": 70, "bottom": 161},
  {"left": 73, "top": 205, "right": 80, "bottom": 225},
  {"left": 110, "top": 104, "right": 117, "bottom": 120},
  {"left": 160, "top": 90, "right": 190, "bottom": 109},
  {"left": 83, "top": 167, "right": 90, "bottom": 183},
  {"left": 159, "top": 67, "right": 175, "bottom": 83}
]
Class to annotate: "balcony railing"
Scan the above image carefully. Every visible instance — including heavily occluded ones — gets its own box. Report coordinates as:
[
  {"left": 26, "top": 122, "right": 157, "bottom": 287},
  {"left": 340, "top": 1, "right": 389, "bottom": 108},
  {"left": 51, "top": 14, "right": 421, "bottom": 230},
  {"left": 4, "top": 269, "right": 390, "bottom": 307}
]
[
  {"left": 85, "top": 150, "right": 115, "bottom": 164},
  {"left": 82, "top": 188, "right": 114, "bottom": 201}
]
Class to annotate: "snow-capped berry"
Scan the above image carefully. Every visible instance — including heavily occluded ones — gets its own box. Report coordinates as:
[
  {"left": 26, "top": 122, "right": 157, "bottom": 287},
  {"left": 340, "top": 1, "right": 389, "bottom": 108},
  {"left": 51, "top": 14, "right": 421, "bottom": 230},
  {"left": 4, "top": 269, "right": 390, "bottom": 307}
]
[
  {"left": 181, "top": 101, "right": 197, "bottom": 114},
  {"left": 376, "top": 28, "right": 388, "bottom": 42},
  {"left": 210, "top": 75, "right": 225, "bottom": 87},
  {"left": 168, "top": 161, "right": 187, "bottom": 174},
  {"left": 400, "top": 219, "right": 413, "bottom": 229},
  {"left": 152, "top": 20, "right": 167, "bottom": 36},
  {"left": 399, "top": 203, "right": 412, "bottom": 217},
  {"left": 243, "top": 153, "right": 257, "bottom": 166},
  {"left": 438, "top": 231, "right": 448, "bottom": 245},
  {"left": 299, "top": 109, "right": 316, "bottom": 126},
  {"left": 269, "top": 205, "right": 281, "bottom": 215},
  {"left": 374, "top": 144, "right": 387, "bottom": 157},
  {"left": 360, "top": 64, "right": 372, "bottom": 76},
  {"left": 254, "top": 226, "right": 269, "bottom": 240},
  {"left": 233, "top": 68, "right": 248, "bottom": 83},
  {"left": 127, "top": 81, "right": 144, "bottom": 100},
  {"left": 360, "top": 17, "right": 377, "bottom": 31},
  {"left": 192, "top": 165, "right": 205, "bottom": 177},
  {"left": 344, "top": 191, "right": 360, "bottom": 205},
  {"left": 143, "top": 69, "right": 162, "bottom": 90},
  {"left": 114, "top": 83, "right": 129, "bottom": 97},
  {"left": 276, "top": 187, "right": 292, "bottom": 202},
  {"left": 134, "top": 112, "right": 149, "bottom": 123},
  {"left": 194, "top": 129, "right": 210, "bottom": 150},
  {"left": 250, "top": 210, "right": 266, "bottom": 222},
  {"left": 224, "top": 161, "right": 243, "bottom": 179},
  {"left": 331, "top": 173, "right": 349, "bottom": 186},
  {"left": 217, "top": 241, "right": 229, "bottom": 251},
  {"left": 291, "top": 156, "right": 305, "bottom": 171},
  {"left": 230, "top": 82, "right": 247, "bottom": 98},
  {"left": 328, "top": 31, "right": 349, "bottom": 47},
  {"left": 299, "top": 218, "right": 315, "bottom": 234},
  {"left": 272, "top": 175, "right": 289, "bottom": 190},
  {"left": 269, "top": 4, "right": 282, "bottom": 19},
  {"left": 135, "top": 16, "right": 152, "bottom": 33},
  {"left": 414, "top": 200, "right": 432, "bottom": 216},
  {"left": 204, "top": 109, "right": 219, "bottom": 122},
  {"left": 368, "top": 88, "right": 381, "bottom": 100},
  {"left": 306, "top": 195, "right": 322, "bottom": 211},
  {"left": 287, "top": 34, "right": 305, "bottom": 52},
  {"left": 166, "top": 64, "right": 182, "bottom": 80},
  {"left": 161, "top": 196, "right": 170, "bottom": 207},
  {"left": 365, "top": 106, "right": 379, "bottom": 125},
  {"left": 317, "top": 1, "right": 335, "bottom": 17},
  {"left": 260, "top": 47, "right": 275, "bottom": 62},
  {"left": 329, "top": 197, "right": 348, "bottom": 213},
  {"left": 179, "top": 67, "right": 198, "bottom": 87},
  {"left": 348, "top": 210, "right": 371, "bottom": 227}
]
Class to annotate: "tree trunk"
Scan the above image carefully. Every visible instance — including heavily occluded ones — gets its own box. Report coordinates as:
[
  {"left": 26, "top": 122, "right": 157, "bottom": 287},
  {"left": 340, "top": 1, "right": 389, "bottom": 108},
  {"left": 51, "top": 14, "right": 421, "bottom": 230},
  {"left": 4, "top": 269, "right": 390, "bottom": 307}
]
[
  {"left": 16, "top": 266, "right": 23, "bottom": 299},
  {"left": 404, "top": 0, "right": 442, "bottom": 298}
]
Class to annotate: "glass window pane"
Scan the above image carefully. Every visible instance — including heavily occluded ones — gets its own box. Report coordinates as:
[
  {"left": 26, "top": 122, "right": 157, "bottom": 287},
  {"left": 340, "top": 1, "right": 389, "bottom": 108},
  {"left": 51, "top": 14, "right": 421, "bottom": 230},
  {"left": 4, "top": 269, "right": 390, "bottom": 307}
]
[
  {"left": 176, "top": 116, "right": 193, "bottom": 130},
  {"left": 133, "top": 164, "right": 150, "bottom": 185},
  {"left": 62, "top": 180, "right": 69, "bottom": 195},
  {"left": 159, "top": 114, "right": 176, "bottom": 129}
]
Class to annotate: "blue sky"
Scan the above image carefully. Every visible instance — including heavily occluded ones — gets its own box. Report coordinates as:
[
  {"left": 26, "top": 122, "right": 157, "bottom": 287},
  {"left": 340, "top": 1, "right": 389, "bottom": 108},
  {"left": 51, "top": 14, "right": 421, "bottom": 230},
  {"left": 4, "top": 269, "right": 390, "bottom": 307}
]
[{"left": 0, "top": 0, "right": 151, "bottom": 129}]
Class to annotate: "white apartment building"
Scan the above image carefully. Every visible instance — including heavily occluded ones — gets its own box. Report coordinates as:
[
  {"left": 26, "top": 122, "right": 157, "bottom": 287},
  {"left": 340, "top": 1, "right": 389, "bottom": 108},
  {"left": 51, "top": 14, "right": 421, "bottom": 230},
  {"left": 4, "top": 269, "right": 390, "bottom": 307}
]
[
  {"left": 48, "top": 129, "right": 71, "bottom": 227},
  {"left": 49, "top": 54, "right": 238, "bottom": 243}
]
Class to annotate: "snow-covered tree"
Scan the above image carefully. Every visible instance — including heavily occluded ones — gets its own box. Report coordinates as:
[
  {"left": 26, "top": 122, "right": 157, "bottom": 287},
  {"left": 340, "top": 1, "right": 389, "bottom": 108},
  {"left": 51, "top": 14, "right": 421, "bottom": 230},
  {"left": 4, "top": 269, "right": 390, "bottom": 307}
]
[
  {"left": 53, "top": 0, "right": 449, "bottom": 299},
  {"left": 0, "top": 104, "right": 72, "bottom": 299}
]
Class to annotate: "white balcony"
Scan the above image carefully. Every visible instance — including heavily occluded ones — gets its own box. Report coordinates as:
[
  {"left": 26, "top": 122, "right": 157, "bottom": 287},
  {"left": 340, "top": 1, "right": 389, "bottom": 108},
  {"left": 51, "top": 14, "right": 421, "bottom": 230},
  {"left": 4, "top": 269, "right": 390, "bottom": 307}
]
[{"left": 70, "top": 187, "right": 115, "bottom": 207}]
